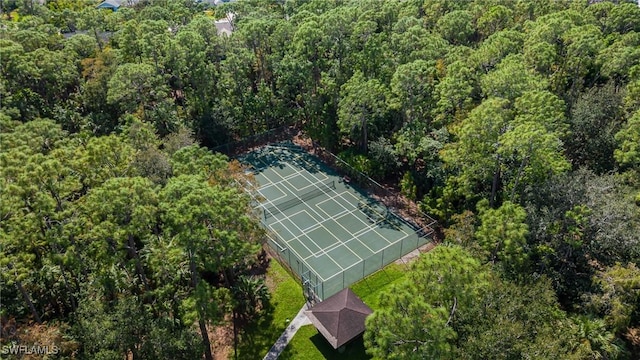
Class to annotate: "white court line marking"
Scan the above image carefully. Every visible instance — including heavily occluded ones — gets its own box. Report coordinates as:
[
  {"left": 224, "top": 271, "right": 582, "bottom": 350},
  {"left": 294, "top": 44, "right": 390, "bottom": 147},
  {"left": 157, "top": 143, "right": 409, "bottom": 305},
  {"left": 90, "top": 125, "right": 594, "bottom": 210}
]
[
  {"left": 273, "top": 209, "right": 323, "bottom": 235},
  {"left": 246, "top": 151, "right": 352, "bottom": 280},
  {"left": 258, "top": 173, "right": 306, "bottom": 197},
  {"left": 253, "top": 159, "right": 303, "bottom": 208},
  {"left": 309, "top": 209, "right": 384, "bottom": 255},
  {"left": 293, "top": 164, "right": 379, "bottom": 233},
  {"left": 287, "top": 185, "right": 413, "bottom": 260},
  {"left": 310, "top": 222, "right": 364, "bottom": 267},
  {"left": 290, "top": 156, "right": 405, "bottom": 259},
  {"left": 268, "top": 201, "right": 351, "bottom": 234},
  {"left": 282, "top": 162, "right": 330, "bottom": 192},
  {"left": 322, "top": 234, "right": 416, "bottom": 284},
  {"left": 279, "top": 207, "right": 378, "bottom": 263},
  {"left": 258, "top": 150, "right": 427, "bottom": 282},
  {"left": 269, "top": 209, "right": 321, "bottom": 238},
  {"left": 253, "top": 157, "right": 316, "bottom": 190},
  {"left": 274, "top": 209, "right": 323, "bottom": 246},
  {"left": 267, "top": 214, "right": 342, "bottom": 280},
  {"left": 291, "top": 169, "right": 374, "bottom": 231},
  {"left": 264, "top": 185, "right": 370, "bottom": 238},
  {"left": 267, "top": 167, "right": 360, "bottom": 275},
  {"left": 314, "top": 190, "right": 364, "bottom": 217},
  {"left": 373, "top": 212, "right": 415, "bottom": 240},
  {"left": 292, "top": 211, "right": 382, "bottom": 264},
  {"left": 291, "top": 156, "right": 426, "bottom": 275},
  {"left": 268, "top": 169, "right": 342, "bottom": 227},
  {"left": 372, "top": 227, "right": 394, "bottom": 246},
  {"left": 316, "top": 243, "right": 361, "bottom": 269},
  {"left": 258, "top": 186, "right": 288, "bottom": 206},
  {"left": 259, "top": 184, "right": 283, "bottom": 218},
  {"left": 256, "top": 160, "right": 329, "bottom": 213},
  {"left": 313, "top": 196, "right": 376, "bottom": 240}
]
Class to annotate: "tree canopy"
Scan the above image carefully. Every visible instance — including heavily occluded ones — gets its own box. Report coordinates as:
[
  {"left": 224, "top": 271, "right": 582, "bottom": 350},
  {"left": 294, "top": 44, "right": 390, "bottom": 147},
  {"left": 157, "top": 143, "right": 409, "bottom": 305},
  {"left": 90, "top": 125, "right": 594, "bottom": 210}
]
[{"left": 2, "top": 0, "right": 640, "bottom": 358}]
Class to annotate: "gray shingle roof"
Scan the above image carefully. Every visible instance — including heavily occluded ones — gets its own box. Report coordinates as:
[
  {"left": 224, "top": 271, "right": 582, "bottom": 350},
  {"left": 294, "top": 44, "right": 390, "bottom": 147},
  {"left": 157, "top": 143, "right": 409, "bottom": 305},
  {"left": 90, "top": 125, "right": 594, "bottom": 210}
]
[
  {"left": 305, "top": 288, "right": 373, "bottom": 349},
  {"left": 96, "top": 0, "right": 140, "bottom": 9}
]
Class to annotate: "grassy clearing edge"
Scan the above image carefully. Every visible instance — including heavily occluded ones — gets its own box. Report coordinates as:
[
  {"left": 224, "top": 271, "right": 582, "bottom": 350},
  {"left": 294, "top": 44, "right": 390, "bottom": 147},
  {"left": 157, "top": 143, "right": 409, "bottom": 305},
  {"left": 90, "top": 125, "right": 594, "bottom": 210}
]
[
  {"left": 280, "top": 263, "right": 408, "bottom": 359},
  {"left": 235, "top": 258, "right": 305, "bottom": 359}
]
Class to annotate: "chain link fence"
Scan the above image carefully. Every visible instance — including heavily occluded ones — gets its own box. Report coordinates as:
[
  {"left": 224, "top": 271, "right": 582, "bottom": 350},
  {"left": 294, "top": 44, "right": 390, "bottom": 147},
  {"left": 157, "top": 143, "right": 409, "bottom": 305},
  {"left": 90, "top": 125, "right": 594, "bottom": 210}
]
[
  {"left": 265, "top": 225, "right": 431, "bottom": 302},
  {"left": 210, "top": 126, "right": 299, "bottom": 157},
  {"left": 310, "top": 145, "right": 437, "bottom": 237},
  {"left": 229, "top": 128, "right": 438, "bottom": 302}
]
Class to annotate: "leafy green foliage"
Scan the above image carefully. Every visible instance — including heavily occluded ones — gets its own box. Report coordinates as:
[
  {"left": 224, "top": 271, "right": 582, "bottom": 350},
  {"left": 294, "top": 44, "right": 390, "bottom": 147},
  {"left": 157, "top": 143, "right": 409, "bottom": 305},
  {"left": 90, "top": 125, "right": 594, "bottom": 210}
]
[
  {"left": 338, "top": 71, "right": 391, "bottom": 152},
  {"left": 477, "top": 5, "right": 513, "bottom": 38},
  {"left": 337, "top": 149, "right": 373, "bottom": 177},
  {"left": 588, "top": 263, "right": 640, "bottom": 335},
  {"left": 399, "top": 171, "right": 417, "bottom": 201},
  {"left": 74, "top": 294, "right": 203, "bottom": 360},
  {"left": 615, "top": 110, "right": 640, "bottom": 170},
  {"left": 456, "top": 277, "right": 576, "bottom": 359},
  {"left": 481, "top": 54, "right": 546, "bottom": 100},
  {"left": 0, "top": 116, "right": 263, "bottom": 359},
  {"left": 436, "top": 10, "right": 474, "bottom": 45},
  {"left": 367, "top": 137, "right": 399, "bottom": 180},
  {"left": 568, "top": 315, "right": 626, "bottom": 360},
  {"left": 236, "top": 260, "right": 305, "bottom": 359},
  {"left": 441, "top": 97, "right": 512, "bottom": 204},
  {"left": 442, "top": 89, "right": 569, "bottom": 207},
  {"left": 524, "top": 169, "right": 640, "bottom": 308},
  {"left": 365, "top": 246, "right": 582, "bottom": 359},
  {"left": 365, "top": 246, "right": 486, "bottom": 359},
  {"left": 566, "top": 83, "right": 624, "bottom": 173},
  {"left": 3, "top": 0, "right": 640, "bottom": 357},
  {"left": 475, "top": 199, "right": 529, "bottom": 275}
]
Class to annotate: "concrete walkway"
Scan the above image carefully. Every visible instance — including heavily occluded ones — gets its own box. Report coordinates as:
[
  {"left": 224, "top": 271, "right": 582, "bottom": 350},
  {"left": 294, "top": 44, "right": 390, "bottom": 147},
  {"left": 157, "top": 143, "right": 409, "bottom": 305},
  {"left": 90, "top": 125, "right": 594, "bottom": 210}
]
[{"left": 263, "top": 303, "right": 312, "bottom": 360}]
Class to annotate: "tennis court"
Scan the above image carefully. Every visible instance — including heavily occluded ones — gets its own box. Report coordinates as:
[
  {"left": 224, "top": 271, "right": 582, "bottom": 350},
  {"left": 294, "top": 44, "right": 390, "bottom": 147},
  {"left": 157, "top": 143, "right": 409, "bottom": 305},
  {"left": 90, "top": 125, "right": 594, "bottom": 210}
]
[{"left": 240, "top": 143, "right": 431, "bottom": 301}]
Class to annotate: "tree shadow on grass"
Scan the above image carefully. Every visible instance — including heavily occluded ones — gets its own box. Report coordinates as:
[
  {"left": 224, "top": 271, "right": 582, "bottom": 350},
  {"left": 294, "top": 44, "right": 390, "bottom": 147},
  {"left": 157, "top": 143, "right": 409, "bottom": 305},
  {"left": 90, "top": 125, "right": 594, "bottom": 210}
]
[
  {"left": 235, "top": 298, "right": 301, "bottom": 360},
  {"left": 235, "top": 301, "right": 277, "bottom": 359}
]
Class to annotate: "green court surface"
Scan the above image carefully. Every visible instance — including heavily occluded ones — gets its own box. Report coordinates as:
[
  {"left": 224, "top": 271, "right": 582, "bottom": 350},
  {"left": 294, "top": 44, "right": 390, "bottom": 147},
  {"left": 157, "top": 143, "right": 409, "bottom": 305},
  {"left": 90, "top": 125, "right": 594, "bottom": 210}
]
[{"left": 239, "top": 142, "right": 431, "bottom": 301}]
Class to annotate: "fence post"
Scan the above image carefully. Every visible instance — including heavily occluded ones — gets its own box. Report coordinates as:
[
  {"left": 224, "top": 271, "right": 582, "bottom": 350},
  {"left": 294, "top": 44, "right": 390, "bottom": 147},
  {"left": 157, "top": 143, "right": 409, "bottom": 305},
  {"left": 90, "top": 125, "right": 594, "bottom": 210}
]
[{"left": 343, "top": 271, "right": 345, "bottom": 290}]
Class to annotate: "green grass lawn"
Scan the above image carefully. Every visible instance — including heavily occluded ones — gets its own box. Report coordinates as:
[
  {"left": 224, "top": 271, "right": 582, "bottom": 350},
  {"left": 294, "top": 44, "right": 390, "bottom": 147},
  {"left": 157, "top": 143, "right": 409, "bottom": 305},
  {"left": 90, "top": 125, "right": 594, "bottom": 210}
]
[
  {"left": 279, "top": 325, "right": 369, "bottom": 360},
  {"left": 235, "top": 258, "right": 306, "bottom": 359},
  {"left": 279, "top": 263, "right": 408, "bottom": 360},
  {"left": 236, "top": 257, "right": 409, "bottom": 359},
  {"left": 351, "top": 262, "right": 407, "bottom": 309}
]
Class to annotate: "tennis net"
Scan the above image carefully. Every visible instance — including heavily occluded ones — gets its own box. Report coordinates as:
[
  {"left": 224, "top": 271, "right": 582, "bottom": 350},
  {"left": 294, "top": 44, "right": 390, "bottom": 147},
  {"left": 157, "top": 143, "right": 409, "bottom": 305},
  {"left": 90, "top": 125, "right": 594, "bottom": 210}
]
[{"left": 264, "top": 180, "right": 336, "bottom": 220}]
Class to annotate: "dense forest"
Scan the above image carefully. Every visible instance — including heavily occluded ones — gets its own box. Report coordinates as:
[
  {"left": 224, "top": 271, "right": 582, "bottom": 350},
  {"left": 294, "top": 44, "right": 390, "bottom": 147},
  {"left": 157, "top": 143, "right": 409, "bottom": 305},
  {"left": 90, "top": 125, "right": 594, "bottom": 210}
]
[{"left": 1, "top": 0, "right": 640, "bottom": 359}]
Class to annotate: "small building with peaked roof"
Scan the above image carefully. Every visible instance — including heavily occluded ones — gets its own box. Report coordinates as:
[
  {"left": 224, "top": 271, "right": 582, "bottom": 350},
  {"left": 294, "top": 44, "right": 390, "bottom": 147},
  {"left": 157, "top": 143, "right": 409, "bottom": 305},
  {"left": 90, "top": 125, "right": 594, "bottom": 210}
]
[
  {"left": 96, "top": 0, "right": 140, "bottom": 11},
  {"left": 214, "top": 18, "right": 233, "bottom": 36},
  {"left": 214, "top": 12, "right": 235, "bottom": 36},
  {"left": 96, "top": 0, "right": 121, "bottom": 10},
  {"left": 305, "top": 288, "right": 373, "bottom": 349}
]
